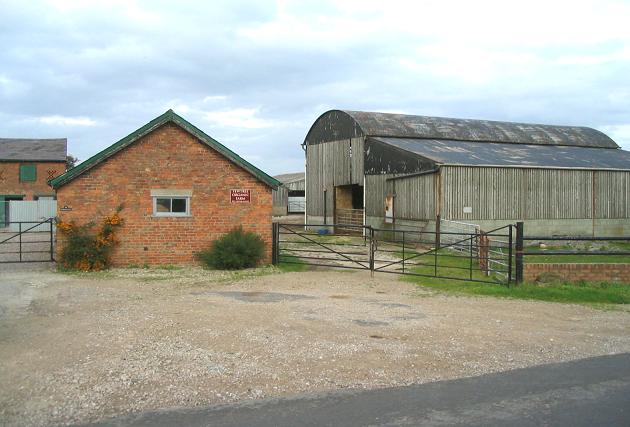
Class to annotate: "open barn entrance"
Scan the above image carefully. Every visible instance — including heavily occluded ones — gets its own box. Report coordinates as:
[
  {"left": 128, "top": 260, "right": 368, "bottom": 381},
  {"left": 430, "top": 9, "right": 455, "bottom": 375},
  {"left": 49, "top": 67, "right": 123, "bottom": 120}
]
[{"left": 334, "top": 184, "right": 363, "bottom": 233}]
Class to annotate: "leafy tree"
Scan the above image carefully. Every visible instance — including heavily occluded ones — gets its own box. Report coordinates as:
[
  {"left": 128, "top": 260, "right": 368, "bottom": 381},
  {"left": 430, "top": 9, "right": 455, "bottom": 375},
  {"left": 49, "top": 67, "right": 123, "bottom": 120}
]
[{"left": 66, "top": 154, "right": 79, "bottom": 170}]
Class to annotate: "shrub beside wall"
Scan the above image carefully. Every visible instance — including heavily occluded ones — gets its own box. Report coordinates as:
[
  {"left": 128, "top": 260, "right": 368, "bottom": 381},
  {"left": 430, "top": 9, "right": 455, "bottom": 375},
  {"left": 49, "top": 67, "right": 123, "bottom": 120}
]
[
  {"left": 57, "top": 208, "right": 123, "bottom": 271},
  {"left": 196, "top": 226, "right": 266, "bottom": 270}
]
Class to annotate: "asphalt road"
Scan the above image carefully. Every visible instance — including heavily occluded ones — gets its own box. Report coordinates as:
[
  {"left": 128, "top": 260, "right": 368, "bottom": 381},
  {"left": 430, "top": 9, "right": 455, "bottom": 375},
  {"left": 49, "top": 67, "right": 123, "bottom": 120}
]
[{"left": 87, "top": 353, "right": 630, "bottom": 427}]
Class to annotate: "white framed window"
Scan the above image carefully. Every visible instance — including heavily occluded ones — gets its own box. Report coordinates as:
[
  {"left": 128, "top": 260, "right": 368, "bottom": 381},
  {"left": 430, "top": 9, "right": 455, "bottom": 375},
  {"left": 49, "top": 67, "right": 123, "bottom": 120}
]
[{"left": 151, "top": 189, "right": 192, "bottom": 217}]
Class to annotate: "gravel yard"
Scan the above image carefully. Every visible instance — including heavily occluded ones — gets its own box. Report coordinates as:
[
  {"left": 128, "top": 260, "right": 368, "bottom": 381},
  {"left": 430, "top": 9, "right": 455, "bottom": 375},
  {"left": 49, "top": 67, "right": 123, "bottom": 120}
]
[{"left": 1, "top": 267, "right": 629, "bottom": 426}]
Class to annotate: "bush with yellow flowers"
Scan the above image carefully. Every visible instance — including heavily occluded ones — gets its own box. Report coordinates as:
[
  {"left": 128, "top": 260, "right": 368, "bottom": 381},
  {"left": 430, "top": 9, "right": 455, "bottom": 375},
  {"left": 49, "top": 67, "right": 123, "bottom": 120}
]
[{"left": 57, "top": 206, "right": 124, "bottom": 271}]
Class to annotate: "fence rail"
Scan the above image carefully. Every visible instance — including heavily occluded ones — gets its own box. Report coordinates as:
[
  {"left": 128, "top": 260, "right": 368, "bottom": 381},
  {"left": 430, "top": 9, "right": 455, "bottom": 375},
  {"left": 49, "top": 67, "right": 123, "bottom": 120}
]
[{"left": 273, "top": 222, "right": 514, "bottom": 285}]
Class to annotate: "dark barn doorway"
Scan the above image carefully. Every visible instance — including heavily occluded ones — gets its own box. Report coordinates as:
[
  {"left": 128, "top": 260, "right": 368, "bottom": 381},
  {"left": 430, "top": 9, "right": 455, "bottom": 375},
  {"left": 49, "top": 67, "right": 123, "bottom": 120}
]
[{"left": 334, "top": 184, "right": 364, "bottom": 232}]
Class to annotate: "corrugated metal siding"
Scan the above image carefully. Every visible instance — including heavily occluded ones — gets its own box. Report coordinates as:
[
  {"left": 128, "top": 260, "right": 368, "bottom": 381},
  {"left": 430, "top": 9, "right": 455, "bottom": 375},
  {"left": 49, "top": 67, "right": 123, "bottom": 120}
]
[
  {"left": 442, "top": 166, "right": 630, "bottom": 220},
  {"left": 306, "top": 138, "right": 364, "bottom": 216},
  {"left": 391, "top": 174, "right": 436, "bottom": 220}
]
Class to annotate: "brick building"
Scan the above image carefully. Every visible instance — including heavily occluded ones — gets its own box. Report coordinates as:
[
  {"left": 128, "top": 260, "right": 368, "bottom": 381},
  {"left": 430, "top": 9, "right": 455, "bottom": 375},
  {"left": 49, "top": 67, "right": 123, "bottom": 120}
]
[
  {"left": 0, "top": 138, "right": 67, "bottom": 225},
  {"left": 50, "top": 110, "right": 279, "bottom": 266}
]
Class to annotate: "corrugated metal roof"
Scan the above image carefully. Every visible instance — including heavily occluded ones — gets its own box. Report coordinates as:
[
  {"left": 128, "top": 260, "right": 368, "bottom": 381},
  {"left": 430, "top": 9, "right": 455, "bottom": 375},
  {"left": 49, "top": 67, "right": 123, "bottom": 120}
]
[
  {"left": 371, "top": 137, "right": 630, "bottom": 170},
  {"left": 274, "top": 172, "right": 305, "bottom": 184},
  {"left": 0, "top": 138, "right": 67, "bottom": 161},
  {"left": 305, "top": 110, "right": 618, "bottom": 148}
]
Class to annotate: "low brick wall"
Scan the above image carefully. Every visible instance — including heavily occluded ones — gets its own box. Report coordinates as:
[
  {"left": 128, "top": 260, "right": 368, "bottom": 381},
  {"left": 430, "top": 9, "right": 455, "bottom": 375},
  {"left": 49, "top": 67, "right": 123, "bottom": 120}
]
[{"left": 525, "top": 263, "right": 630, "bottom": 284}]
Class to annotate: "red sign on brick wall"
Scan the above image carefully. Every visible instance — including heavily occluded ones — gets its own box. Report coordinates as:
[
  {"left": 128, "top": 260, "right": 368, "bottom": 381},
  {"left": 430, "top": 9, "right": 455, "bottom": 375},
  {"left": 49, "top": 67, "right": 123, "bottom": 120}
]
[{"left": 230, "top": 189, "right": 251, "bottom": 203}]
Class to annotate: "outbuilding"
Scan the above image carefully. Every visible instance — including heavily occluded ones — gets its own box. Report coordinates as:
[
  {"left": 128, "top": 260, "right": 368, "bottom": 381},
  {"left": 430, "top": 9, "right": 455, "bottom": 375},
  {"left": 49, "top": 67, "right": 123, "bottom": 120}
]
[
  {"left": 0, "top": 138, "right": 66, "bottom": 225},
  {"left": 272, "top": 172, "right": 305, "bottom": 216},
  {"left": 303, "top": 110, "right": 630, "bottom": 236},
  {"left": 50, "top": 110, "right": 279, "bottom": 266}
]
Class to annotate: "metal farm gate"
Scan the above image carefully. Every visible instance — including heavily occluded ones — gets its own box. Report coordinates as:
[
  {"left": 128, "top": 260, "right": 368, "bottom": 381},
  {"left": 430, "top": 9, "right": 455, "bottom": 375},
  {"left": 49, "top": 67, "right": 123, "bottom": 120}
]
[
  {"left": 0, "top": 200, "right": 57, "bottom": 263},
  {"left": 0, "top": 218, "right": 55, "bottom": 263},
  {"left": 273, "top": 222, "right": 516, "bottom": 285}
]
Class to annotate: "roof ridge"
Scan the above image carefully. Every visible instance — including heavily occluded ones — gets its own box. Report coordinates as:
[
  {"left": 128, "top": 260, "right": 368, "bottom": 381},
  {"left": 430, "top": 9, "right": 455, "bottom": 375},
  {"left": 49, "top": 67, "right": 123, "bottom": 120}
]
[{"left": 50, "top": 110, "right": 279, "bottom": 189}]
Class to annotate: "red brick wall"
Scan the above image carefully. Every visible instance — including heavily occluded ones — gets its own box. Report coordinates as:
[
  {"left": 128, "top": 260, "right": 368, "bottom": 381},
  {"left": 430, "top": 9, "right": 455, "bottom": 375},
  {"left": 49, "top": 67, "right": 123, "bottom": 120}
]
[
  {"left": 56, "top": 123, "right": 273, "bottom": 266},
  {"left": 525, "top": 263, "right": 630, "bottom": 284},
  {"left": 0, "top": 161, "right": 65, "bottom": 199}
]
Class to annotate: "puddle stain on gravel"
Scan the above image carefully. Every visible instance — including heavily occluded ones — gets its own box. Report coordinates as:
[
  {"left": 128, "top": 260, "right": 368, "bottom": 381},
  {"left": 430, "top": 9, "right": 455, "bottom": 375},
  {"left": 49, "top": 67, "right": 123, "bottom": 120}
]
[
  {"left": 378, "top": 302, "right": 412, "bottom": 309},
  {"left": 204, "top": 291, "right": 316, "bottom": 303},
  {"left": 329, "top": 295, "right": 351, "bottom": 299},
  {"left": 353, "top": 319, "right": 390, "bottom": 327}
]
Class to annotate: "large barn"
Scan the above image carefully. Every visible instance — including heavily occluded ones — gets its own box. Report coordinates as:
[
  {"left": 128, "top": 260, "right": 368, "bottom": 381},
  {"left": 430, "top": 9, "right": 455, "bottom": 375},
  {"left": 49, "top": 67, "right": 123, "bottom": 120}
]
[{"left": 303, "top": 110, "right": 630, "bottom": 236}]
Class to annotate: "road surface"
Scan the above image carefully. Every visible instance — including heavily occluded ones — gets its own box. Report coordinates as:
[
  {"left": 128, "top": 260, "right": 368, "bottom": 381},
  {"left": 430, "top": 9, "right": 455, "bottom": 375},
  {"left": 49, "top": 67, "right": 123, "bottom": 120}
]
[{"left": 85, "top": 352, "right": 630, "bottom": 426}]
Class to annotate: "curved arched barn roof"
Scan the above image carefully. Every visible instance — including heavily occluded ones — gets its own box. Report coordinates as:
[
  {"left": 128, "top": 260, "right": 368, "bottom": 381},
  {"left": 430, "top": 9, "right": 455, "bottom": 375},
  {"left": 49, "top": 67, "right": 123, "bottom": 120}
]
[{"left": 304, "top": 110, "right": 618, "bottom": 148}]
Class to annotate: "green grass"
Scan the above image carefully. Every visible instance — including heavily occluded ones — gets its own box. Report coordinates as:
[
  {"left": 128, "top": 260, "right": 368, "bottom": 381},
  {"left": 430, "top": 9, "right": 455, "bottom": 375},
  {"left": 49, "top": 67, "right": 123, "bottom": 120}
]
[
  {"left": 277, "top": 255, "right": 311, "bottom": 272},
  {"left": 402, "top": 249, "right": 630, "bottom": 305}
]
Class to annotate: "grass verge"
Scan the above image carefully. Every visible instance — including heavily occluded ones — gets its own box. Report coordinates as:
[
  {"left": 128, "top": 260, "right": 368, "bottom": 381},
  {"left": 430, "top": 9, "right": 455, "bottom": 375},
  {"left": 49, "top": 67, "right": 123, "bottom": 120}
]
[
  {"left": 278, "top": 255, "right": 311, "bottom": 272},
  {"left": 402, "top": 249, "right": 630, "bottom": 305}
]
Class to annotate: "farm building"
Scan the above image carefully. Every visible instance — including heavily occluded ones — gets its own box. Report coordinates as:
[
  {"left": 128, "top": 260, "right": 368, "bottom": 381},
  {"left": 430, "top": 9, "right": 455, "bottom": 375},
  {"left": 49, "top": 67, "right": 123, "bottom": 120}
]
[
  {"left": 272, "top": 172, "right": 305, "bottom": 216},
  {"left": 50, "top": 110, "right": 279, "bottom": 266},
  {"left": 303, "top": 110, "right": 630, "bottom": 236},
  {"left": 0, "top": 138, "right": 66, "bottom": 226}
]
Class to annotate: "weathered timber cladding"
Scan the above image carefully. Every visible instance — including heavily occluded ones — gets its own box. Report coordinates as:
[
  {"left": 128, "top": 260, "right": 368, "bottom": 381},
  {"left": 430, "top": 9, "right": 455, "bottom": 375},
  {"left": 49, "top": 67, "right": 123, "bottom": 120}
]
[
  {"left": 442, "top": 166, "right": 630, "bottom": 221},
  {"left": 524, "top": 169, "right": 592, "bottom": 219},
  {"left": 306, "top": 138, "right": 364, "bottom": 216},
  {"left": 272, "top": 186, "right": 288, "bottom": 215},
  {"left": 350, "top": 137, "right": 364, "bottom": 183},
  {"left": 364, "top": 174, "right": 392, "bottom": 217},
  {"left": 442, "top": 167, "right": 521, "bottom": 220},
  {"left": 273, "top": 186, "right": 288, "bottom": 205},
  {"left": 595, "top": 171, "right": 630, "bottom": 219},
  {"left": 391, "top": 174, "right": 436, "bottom": 220}
]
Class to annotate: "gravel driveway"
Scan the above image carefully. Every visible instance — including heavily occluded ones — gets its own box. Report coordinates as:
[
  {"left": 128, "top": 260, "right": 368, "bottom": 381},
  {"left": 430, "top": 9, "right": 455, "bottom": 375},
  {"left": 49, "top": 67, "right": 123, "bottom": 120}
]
[{"left": 1, "top": 267, "right": 629, "bottom": 426}]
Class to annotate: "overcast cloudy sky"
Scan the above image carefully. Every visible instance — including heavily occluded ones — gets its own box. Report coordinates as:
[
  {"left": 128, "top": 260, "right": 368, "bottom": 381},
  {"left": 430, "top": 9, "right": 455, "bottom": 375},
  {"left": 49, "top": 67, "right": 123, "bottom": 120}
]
[{"left": 1, "top": 0, "right": 630, "bottom": 175}]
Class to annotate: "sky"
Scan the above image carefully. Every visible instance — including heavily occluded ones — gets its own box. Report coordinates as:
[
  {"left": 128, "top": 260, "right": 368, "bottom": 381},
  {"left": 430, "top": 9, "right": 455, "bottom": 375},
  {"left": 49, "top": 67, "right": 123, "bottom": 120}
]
[{"left": 1, "top": 0, "right": 630, "bottom": 175}]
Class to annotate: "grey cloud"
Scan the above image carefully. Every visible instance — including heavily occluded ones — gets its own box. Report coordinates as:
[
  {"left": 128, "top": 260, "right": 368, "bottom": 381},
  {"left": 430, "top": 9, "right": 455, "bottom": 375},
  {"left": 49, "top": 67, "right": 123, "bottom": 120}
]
[{"left": 1, "top": 1, "right": 629, "bottom": 176}]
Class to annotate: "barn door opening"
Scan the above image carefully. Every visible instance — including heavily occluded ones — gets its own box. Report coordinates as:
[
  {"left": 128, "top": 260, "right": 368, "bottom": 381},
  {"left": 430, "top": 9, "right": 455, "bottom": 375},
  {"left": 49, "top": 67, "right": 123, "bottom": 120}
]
[{"left": 334, "top": 184, "right": 364, "bottom": 233}]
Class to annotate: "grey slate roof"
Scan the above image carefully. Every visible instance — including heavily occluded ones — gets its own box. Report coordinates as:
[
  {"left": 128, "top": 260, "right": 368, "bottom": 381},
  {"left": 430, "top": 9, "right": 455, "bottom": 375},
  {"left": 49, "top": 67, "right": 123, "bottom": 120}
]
[
  {"left": 0, "top": 138, "right": 67, "bottom": 162},
  {"left": 306, "top": 110, "right": 618, "bottom": 148},
  {"left": 371, "top": 137, "right": 630, "bottom": 170},
  {"left": 274, "top": 172, "right": 305, "bottom": 184}
]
